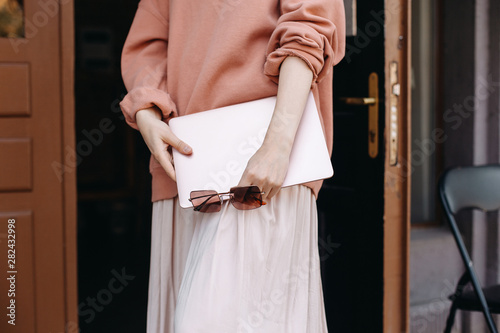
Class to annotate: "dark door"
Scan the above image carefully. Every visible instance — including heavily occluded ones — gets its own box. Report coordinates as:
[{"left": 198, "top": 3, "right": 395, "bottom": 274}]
[{"left": 318, "top": 0, "right": 411, "bottom": 331}]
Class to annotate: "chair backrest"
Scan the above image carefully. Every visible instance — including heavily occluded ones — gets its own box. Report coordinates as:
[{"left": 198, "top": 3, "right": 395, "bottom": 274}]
[{"left": 439, "top": 164, "right": 500, "bottom": 214}]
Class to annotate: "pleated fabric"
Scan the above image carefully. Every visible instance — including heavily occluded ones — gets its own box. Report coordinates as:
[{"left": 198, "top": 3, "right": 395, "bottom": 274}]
[{"left": 147, "top": 185, "right": 327, "bottom": 333}]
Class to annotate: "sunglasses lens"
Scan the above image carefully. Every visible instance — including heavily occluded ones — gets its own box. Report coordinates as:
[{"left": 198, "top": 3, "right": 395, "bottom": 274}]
[
  {"left": 231, "top": 186, "right": 263, "bottom": 210},
  {"left": 190, "top": 190, "right": 221, "bottom": 213}
]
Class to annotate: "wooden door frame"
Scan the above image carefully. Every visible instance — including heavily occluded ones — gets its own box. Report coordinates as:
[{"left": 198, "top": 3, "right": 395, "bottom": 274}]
[
  {"left": 383, "top": 0, "right": 411, "bottom": 331},
  {"left": 61, "top": 0, "right": 79, "bottom": 330}
]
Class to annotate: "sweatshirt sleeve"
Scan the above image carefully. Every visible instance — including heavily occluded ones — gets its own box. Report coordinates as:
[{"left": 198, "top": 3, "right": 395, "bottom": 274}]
[
  {"left": 264, "top": 0, "right": 346, "bottom": 86},
  {"left": 119, "top": 0, "right": 176, "bottom": 130}
]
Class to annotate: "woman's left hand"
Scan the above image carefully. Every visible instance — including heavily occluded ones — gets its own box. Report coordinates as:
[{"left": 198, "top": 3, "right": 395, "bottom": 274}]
[{"left": 237, "top": 140, "right": 291, "bottom": 202}]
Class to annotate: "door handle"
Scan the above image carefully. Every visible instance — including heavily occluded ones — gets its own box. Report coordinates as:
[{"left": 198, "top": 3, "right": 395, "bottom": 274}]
[
  {"left": 339, "top": 72, "right": 379, "bottom": 158},
  {"left": 340, "top": 97, "right": 377, "bottom": 105}
]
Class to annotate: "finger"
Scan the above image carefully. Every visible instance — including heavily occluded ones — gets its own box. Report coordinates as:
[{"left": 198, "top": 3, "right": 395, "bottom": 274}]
[
  {"left": 238, "top": 171, "right": 264, "bottom": 191},
  {"left": 153, "top": 148, "right": 177, "bottom": 181},
  {"left": 162, "top": 128, "right": 192, "bottom": 155},
  {"left": 237, "top": 168, "right": 253, "bottom": 187},
  {"left": 259, "top": 184, "right": 269, "bottom": 201},
  {"left": 266, "top": 186, "right": 281, "bottom": 200},
  {"left": 167, "top": 146, "right": 175, "bottom": 165}
]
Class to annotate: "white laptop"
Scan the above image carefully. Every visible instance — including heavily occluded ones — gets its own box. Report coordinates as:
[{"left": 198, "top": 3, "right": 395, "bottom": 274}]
[{"left": 169, "top": 92, "right": 334, "bottom": 208}]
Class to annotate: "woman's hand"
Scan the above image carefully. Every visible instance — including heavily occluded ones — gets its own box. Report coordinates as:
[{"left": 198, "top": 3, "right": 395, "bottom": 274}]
[
  {"left": 136, "top": 107, "right": 192, "bottom": 181},
  {"left": 237, "top": 139, "right": 291, "bottom": 202}
]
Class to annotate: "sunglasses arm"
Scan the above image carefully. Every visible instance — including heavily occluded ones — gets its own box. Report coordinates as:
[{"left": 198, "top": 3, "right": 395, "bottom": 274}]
[{"left": 189, "top": 194, "right": 220, "bottom": 212}]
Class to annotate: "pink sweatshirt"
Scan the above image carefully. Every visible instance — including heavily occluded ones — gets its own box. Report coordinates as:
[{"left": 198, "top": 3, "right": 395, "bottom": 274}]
[{"left": 120, "top": 0, "right": 346, "bottom": 202}]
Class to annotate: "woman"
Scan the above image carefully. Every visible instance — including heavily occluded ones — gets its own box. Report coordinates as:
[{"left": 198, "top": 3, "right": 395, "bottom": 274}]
[{"left": 120, "top": 0, "right": 345, "bottom": 331}]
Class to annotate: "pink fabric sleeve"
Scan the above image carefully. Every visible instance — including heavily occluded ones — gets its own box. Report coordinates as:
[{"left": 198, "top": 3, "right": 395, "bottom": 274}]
[
  {"left": 264, "top": 0, "right": 346, "bottom": 86},
  {"left": 119, "top": 0, "right": 177, "bottom": 130}
]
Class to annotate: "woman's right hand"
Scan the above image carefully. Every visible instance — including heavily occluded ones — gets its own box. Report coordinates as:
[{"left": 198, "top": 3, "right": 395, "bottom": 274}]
[{"left": 136, "top": 107, "right": 192, "bottom": 181}]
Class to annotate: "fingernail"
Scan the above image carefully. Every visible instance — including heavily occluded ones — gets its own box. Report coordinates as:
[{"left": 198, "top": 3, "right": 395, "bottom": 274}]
[{"left": 183, "top": 146, "right": 191, "bottom": 153}]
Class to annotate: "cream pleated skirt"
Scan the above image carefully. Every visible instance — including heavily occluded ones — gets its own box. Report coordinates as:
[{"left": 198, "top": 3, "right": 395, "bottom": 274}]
[{"left": 146, "top": 185, "right": 328, "bottom": 333}]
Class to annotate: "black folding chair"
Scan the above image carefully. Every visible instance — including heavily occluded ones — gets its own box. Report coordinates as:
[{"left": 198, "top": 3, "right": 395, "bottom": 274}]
[{"left": 439, "top": 164, "right": 500, "bottom": 333}]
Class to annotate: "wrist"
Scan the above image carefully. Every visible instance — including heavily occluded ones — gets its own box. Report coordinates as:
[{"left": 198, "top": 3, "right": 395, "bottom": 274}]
[
  {"left": 136, "top": 107, "right": 162, "bottom": 122},
  {"left": 261, "top": 133, "right": 294, "bottom": 154}
]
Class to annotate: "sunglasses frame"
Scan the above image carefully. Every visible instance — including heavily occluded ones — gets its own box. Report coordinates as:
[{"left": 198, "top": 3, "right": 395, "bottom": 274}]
[{"left": 188, "top": 185, "right": 266, "bottom": 213}]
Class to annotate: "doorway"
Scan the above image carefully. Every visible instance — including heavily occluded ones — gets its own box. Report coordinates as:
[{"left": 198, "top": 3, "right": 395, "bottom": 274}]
[
  {"left": 75, "top": 0, "right": 151, "bottom": 332},
  {"left": 318, "top": 0, "right": 386, "bottom": 331},
  {"left": 74, "top": 0, "right": 410, "bottom": 332},
  {"left": 318, "top": 0, "right": 411, "bottom": 331}
]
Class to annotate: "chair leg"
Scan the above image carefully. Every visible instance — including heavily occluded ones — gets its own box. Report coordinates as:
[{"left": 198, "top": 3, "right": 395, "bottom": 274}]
[
  {"left": 469, "top": 270, "right": 499, "bottom": 333},
  {"left": 481, "top": 308, "right": 498, "bottom": 333},
  {"left": 444, "top": 303, "right": 458, "bottom": 333}
]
